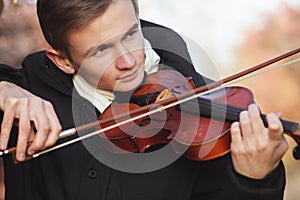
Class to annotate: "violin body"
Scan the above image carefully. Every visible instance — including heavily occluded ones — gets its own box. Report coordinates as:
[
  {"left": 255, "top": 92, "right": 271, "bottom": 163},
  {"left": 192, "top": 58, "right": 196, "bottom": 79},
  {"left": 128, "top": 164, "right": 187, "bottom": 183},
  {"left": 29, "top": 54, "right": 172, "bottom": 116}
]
[{"left": 98, "top": 70, "right": 256, "bottom": 161}]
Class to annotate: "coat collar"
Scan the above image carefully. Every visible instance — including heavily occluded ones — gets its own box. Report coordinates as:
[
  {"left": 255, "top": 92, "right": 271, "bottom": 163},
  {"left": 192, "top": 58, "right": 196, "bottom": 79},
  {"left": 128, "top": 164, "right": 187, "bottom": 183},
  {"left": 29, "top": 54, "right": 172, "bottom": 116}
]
[{"left": 24, "top": 51, "right": 74, "bottom": 97}]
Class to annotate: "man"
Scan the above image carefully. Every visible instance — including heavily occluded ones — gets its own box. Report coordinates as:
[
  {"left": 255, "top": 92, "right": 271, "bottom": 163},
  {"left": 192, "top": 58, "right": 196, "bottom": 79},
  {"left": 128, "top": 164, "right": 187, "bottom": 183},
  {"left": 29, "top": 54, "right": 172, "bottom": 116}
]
[{"left": 0, "top": 0, "right": 288, "bottom": 199}]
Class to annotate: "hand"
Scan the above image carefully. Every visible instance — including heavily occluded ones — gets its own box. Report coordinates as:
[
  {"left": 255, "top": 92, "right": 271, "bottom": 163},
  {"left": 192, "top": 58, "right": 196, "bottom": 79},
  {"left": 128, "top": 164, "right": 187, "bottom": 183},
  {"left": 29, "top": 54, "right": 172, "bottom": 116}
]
[
  {"left": 0, "top": 81, "right": 62, "bottom": 162},
  {"left": 230, "top": 104, "right": 288, "bottom": 179}
]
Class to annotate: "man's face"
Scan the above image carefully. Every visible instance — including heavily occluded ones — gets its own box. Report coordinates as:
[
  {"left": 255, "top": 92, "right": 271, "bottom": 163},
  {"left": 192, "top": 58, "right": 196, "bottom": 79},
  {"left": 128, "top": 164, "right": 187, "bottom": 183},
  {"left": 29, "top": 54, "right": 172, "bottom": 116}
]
[{"left": 68, "top": 0, "right": 145, "bottom": 92}]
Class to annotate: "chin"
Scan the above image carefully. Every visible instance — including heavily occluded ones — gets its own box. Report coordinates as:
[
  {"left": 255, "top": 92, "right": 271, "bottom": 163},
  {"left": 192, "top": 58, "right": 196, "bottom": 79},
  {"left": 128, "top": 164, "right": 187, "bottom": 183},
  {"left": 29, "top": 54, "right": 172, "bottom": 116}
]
[
  {"left": 117, "top": 81, "right": 141, "bottom": 92},
  {"left": 117, "top": 76, "right": 144, "bottom": 92}
]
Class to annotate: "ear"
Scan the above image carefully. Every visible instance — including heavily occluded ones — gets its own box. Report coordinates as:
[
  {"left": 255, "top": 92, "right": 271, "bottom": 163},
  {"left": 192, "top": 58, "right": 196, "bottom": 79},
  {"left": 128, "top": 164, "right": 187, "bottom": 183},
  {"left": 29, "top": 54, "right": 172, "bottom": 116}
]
[{"left": 46, "top": 49, "right": 75, "bottom": 74}]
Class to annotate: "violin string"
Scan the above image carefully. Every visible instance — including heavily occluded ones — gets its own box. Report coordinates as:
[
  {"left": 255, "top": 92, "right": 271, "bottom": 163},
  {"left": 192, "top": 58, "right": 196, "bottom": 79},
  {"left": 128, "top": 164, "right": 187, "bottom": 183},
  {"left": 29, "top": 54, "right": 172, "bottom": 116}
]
[
  {"left": 180, "top": 97, "right": 238, "bottom": 121},
  {"left": 185, "top": 98, "right": 299, "bottom": 133}
]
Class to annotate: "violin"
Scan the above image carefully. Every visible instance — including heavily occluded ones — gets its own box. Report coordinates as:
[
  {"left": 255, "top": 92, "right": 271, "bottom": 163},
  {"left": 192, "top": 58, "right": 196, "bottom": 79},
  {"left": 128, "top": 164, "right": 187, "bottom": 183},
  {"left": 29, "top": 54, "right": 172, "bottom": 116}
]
[
  {"left": 97, "top": 69, "right": 300, "bottom": 161},
  {"left": 2, "top": 47, "right": 300, "bottom": 162}
]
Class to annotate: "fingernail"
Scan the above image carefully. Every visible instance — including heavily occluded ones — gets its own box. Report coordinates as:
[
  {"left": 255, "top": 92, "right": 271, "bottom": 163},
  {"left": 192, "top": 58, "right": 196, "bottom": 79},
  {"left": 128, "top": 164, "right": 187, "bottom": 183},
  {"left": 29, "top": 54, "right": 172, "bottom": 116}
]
[
  {"left": 240, "top": 111, "right": 248, "bottom": 120},
  {"left": 27, "top": 150, "right": 33, "bottom": 155},
  {"left": 0, "top": 141, "right": 6, "bottom": 150},
  {"left": 17, "top": 153, "right": 25, "bottom": 161},
  {"left": 231, "top": 122, "right": 240, "bottom": 130},
  {"left": 270, "top": 123, "right": 280, "bottom": 130}
]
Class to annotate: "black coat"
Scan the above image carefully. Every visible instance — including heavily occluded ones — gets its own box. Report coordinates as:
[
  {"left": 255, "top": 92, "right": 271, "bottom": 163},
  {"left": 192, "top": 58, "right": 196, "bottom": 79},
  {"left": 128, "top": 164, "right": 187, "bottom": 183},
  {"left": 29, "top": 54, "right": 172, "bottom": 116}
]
[{"left": 0, "top": 20, "right": 285, "bottom": 200}]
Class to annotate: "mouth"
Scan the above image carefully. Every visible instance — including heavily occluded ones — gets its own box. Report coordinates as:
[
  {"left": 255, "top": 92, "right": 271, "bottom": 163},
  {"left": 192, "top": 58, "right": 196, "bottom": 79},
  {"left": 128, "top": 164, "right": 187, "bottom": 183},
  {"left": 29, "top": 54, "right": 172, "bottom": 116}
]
[{"left": 118, "top": 68, "right": 140, "bottom": 82}]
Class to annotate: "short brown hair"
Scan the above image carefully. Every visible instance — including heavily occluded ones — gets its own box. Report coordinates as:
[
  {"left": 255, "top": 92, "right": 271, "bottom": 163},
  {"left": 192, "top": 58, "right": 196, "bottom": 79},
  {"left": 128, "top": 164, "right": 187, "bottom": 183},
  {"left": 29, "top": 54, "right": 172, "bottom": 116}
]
[{"left": 37, "top": 0, "right": 138, "bottom": 58}]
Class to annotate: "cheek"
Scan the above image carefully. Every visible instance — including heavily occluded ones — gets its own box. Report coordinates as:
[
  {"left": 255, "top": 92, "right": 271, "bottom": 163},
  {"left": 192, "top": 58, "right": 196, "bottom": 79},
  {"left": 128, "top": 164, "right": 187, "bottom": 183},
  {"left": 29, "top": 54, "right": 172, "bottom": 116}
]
[
  {"left": 77, "top": 61, "right": 108, "bottom": 87},
  {"left": 133, "top": 49, "right": 145, "bottom": 66},
  {"left": 99, "top": 69, "right": 114, "bottom": 83},
  {"left": 96, "top": 65, "right": 118, "bottom": 90}
]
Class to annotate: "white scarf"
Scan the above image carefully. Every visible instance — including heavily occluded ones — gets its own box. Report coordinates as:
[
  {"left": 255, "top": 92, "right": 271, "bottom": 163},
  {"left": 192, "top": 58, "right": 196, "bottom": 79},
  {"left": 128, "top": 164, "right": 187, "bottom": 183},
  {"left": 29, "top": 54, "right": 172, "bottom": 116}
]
[{"left": 73, "top": 39, "right": 160, "bottom": 113}]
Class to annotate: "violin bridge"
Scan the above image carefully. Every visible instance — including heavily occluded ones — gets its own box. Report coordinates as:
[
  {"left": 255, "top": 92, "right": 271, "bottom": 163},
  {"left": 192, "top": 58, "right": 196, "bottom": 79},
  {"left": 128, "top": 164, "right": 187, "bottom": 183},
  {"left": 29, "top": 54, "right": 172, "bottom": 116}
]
[{"left": 155, "top": 89, "right": 174, "bottom": 102}]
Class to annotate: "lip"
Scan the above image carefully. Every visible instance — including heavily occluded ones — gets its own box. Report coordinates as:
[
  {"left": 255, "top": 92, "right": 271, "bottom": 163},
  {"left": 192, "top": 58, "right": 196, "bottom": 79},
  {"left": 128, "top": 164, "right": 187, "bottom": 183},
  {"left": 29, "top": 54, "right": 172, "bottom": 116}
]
[{"left": 118, "top": 68, "right": 139, "bottom": 82}]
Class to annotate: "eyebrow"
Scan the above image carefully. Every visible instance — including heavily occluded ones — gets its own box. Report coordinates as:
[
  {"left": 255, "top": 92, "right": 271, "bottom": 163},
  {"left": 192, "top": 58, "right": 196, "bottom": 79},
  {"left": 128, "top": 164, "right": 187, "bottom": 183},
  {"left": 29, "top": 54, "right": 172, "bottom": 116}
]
[{"left": 83, "top": 22, "right": 140, "bottom": 57}]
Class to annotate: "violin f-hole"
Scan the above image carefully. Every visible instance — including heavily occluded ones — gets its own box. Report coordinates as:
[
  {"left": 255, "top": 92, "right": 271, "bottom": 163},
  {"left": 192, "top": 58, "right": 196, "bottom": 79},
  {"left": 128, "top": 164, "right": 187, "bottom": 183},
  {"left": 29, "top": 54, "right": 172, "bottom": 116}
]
[{"left": 137, "top": 118, "right": 167, "bottom": 127}]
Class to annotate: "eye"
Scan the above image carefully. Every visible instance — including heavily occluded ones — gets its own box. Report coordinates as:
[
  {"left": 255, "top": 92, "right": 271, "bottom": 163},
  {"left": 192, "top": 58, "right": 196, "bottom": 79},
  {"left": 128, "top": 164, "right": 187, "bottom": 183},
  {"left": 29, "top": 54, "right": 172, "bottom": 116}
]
[
  {"left": 124, "top": 29, "right": 138, "bottom": 40},
  {"left": 91, "top": 44, "right": 110, "bottom": 57},
  {"left": 96, "top": 45, "right": 109, "bottom": 53}
]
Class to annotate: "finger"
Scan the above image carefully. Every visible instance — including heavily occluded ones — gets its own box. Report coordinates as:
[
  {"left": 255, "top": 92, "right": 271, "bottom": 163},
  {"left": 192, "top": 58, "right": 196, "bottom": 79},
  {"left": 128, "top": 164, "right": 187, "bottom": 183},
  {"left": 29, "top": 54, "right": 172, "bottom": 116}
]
[
  {"left": 15, "top": 101, "right": 31, "bottom": 161},
  {"left": 230, "top": 122, "right": 242, "bottom": 146},
  {"left": 27, "top": 99, "right": 51, "bottom": 155},
  {"left": 0, "top": 95, "right": 21, "bottom": 150},
  {"left": 248, "top": 104, "right": 271, "bottom": 151},
  {"left": 42, "top": 101, "right": 61, "bottom": 148},
  {"left": 28, "top": 126, "right": 36, "bottom": 142},
  {"left": 248, "top": 104, "right": 265, "bottom": 137},
  {"left": 27, "top": 118, "right": 50, "bottom": 155},
  {"left": 274, "top": 112, "right": 283, "bottom": 118},
  {"left": 266, "top": 113, "right": 283, "bottom": 141},
  {"left": 0, "top": 108, "right": 16, "bottom": 150},
  {"left": 230, "top": 122, "right": 246, "bottom": 158},
  {"left": 239, "top": 110, "right": 253, "bottom": 137},
  {"left": 239, "top": 110, "right": 258, "bottom": 150},
  {"left": 26, "top": 125, "right": 49, "bottom": 155}
]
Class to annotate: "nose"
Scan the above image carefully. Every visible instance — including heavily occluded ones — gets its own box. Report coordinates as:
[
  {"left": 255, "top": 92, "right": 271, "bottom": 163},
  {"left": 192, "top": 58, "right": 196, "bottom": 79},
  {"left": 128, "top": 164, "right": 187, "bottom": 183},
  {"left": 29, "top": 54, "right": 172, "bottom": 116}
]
[{"left": 115, "top": 46, "right": 136, "bottom": 70}]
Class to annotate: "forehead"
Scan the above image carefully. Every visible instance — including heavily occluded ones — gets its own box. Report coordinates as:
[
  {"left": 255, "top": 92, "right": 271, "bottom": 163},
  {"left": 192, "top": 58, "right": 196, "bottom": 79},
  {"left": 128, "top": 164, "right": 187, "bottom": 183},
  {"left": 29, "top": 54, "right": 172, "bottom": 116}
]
[{"left": 68, "top": 0, "right": 138, "bottom": 55}]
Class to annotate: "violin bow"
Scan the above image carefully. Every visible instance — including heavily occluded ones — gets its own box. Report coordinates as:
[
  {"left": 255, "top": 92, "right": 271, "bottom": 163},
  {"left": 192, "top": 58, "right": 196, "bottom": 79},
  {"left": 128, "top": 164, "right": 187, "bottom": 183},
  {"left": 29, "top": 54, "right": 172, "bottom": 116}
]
[{"left": 1, "top": 47, "right": 300, "bottom": 160}]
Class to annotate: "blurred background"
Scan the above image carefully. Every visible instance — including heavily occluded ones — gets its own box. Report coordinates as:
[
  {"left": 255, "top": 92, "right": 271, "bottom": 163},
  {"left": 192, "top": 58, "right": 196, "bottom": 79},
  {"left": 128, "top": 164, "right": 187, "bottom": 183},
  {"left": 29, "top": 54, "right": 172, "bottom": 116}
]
[{"left": 0, "top": 0, "right": 299, "bottom": 199}]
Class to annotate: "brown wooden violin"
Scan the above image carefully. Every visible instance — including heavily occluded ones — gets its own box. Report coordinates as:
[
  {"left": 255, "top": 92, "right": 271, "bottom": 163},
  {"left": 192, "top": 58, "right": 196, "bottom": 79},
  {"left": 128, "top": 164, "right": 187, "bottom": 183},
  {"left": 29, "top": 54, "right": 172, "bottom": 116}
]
[{"left": 97, "top": 69, "right": 300, "bottom": 161}]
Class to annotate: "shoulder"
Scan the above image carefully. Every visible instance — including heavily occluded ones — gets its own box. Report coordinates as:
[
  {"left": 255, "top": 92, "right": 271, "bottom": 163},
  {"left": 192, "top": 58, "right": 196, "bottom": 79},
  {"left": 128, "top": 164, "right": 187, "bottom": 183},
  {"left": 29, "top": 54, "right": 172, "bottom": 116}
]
[
  {"left": 21, "top": 51, "right": 73, "bottom": 94},
  {"left": 0, "top": 64, "right": 25, "bottom": 86},
  {"left": 22, "top": 51, "right": 49, "bottom": 71},
  {"left": 140, "top": 19, "right": 192, "bottom": 70},
  {"left": 140, "top": 19, "right": 213, "bottom": 87},
  {"left": 140, "top": 19, "right": 188, "bottom": 52},
  {"left": 22, "top": 50, "right": 68, "bottom": 79},
  {"left": 21, "top": 51, "right": 51, "bottom": 84}
]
